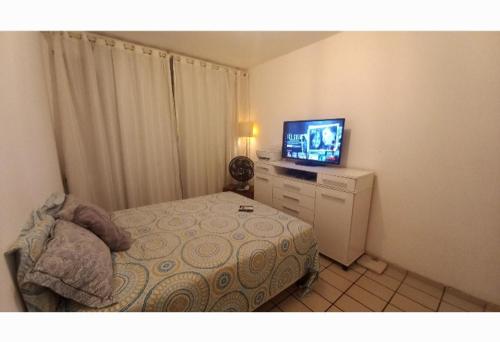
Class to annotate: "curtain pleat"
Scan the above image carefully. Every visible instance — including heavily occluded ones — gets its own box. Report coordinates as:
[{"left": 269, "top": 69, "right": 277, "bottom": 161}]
[{"left": 173, "top": 57, "right": 241, "bottom": 198}]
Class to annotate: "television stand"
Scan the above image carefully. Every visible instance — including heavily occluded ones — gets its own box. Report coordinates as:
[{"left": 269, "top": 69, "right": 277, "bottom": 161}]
[{"left": 253, "top": 159, "right": 375, "bottom": 267}]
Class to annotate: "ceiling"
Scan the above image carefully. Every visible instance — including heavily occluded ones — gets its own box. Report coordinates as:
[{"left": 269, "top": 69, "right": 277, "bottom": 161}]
[{"left": 101, "top": 31, "right": 336, "bottom": 69}]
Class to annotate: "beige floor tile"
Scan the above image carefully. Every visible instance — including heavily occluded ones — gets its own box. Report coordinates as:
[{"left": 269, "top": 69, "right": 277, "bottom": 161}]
[
  {"left": 278, "top": 296, "right": 312, "bottom": 312},
  {"left": 485, "top": 303, "right": 500, "bottom": 312},
  {"left": 327, "top": 305, "right": 343, "bottom": 312},
  {"left": 404, "top": 273, "right": 444, "bottom": 299},
  {"left": 327, "top": 263, "right": 363, "bottom": 282},
  {"left": 335, "top": 294, "right": 371, "bottom": 312},
  {"left": 383, "top": 265, "right": 407, "bottom": 281},
  {"left": 365, "top": 270, "right": 401, "bottom": 290},
  {"left": 438, "top": 301, "right": 465, "bottom": 312},
  {"left": 320, "top": 268, "right": 353, "bottom": 292},
  {"left": 346, "top": 285, "right": 386, "bottom": 311},
  {"left": 442, "top": 288, "right": 485, "bottom": 312},
  {"left": 255, "top": 300, "right": 275, "bottom": 312},
  {"left": 270, "top": 306, "right": 282, "bottom": 312},
  {"left": 295, "top": 290, "right": 331, "bottom": 312},
  {"left": 398, "top": 284, "right": 440, "bottom": 311},
  {"left": 389, "top": 293, "right": 431, "bottom": 312},
  {"left": 355, "top": 275, "right": 395, "bottom": 301},
  {"left": 319, "top": 254, "right": 333, "bottom": 267},
  {"left": 384, "top": 304, "right": 402, "bottom": 312},
  {"left": 351, "top": 263, "right": 367, "bottom": 275},
  {"left": 272, "top": 290, "right": 292, "bottom": 305},
  {"left": 312, "top": 278, "right": 343, "bottom": 302}
]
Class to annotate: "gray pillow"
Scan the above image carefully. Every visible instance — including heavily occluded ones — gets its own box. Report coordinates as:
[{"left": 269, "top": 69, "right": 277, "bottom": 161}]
[
  {"left": 24, "top": 220, "right": 115, "bottom": 308},
  {"left": 56, "top": 194, "right": 110, "bottom": 222},
  {"left": 73, "top": 205, "right": 132, "bottom": 252}
]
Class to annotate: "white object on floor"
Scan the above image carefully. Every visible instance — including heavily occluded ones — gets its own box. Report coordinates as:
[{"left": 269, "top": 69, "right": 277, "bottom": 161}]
[{"left": 357, "top": 254, "right": 387, "bottom": 274}]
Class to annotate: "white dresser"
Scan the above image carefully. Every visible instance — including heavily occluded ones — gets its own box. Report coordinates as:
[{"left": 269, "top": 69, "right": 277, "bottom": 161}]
[{"left": 254, "top": 160, "right": 374, "bottom": 267}]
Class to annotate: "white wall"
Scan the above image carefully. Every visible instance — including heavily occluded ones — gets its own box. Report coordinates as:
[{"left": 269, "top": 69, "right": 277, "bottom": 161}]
[
  {"left": 249, "top": 32, "right": 500, "bottom": 304},
  {"left": 0, "top": 32, "right": 63, "bottom": 311}
]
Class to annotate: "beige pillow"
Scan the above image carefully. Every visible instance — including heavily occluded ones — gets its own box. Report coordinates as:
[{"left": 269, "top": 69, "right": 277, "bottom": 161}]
[{"left": 24, "top": 220, "right": 115, "bottom": 308}]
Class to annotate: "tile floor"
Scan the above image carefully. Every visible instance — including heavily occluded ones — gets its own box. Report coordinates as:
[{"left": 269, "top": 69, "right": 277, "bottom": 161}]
[{"left": 256, "top": 254, "right": 500, "bottom": 312}]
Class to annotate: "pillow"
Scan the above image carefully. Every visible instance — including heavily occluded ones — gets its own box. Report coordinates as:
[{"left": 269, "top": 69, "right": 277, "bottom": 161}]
[
  {"left": 56, "top": 194, "right": 110, "bottom": 222},
  {"left": 73, "top": 205, "right": 132, "bottom": 252},
  {"left": 24, "top": 220, "right": 115, "bottom": 308},
  {"left": 5, "top": 211, "right": 61, "bottom": 311}
]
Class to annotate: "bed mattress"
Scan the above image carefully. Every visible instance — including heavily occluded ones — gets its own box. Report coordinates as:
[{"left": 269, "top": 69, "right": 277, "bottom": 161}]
[{"left": 61, "top": 192, "right": 319, "bottom": 312}]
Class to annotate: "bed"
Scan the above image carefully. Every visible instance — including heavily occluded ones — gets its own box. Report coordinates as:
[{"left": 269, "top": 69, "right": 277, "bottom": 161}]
[{"left": 52, "top": 191, "right": 319, "bottom": 312}]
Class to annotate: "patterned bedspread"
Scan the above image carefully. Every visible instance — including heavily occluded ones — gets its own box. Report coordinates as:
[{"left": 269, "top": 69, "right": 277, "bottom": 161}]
[{"left": 61, "top": 192, "right": 319, "bottom": 312}]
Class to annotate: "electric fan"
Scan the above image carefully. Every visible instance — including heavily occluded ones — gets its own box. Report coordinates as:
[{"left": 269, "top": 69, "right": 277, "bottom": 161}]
[{"left": 228, "top": 156, "right": 254, "bottom": 191}]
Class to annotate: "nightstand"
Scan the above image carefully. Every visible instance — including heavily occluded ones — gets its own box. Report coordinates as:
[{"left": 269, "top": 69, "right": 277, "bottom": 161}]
[{"left": 223, "top": 184, "right": 254, "bottom": 200}]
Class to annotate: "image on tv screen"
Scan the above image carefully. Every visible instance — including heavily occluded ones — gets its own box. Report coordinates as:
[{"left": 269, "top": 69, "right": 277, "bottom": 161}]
[{"left": 283, "top": 119, "right": 344, "bottom": 164}]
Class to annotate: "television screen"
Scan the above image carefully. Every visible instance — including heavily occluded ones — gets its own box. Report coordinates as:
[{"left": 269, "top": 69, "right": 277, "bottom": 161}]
[{"left": 282, "top": 118, "right": 345, "bottom": 165}]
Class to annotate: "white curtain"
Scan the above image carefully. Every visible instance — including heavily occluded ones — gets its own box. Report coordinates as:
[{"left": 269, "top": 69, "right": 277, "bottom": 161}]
[
  {"left": 173, "top": 56, "right": 243, "bottom": 198},
  {"left": 49, "top": 33, "right": 182, "bottom": 210}
]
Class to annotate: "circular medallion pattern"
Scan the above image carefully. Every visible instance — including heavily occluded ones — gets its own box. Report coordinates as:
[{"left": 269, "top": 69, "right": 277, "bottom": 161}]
[
  {"left": 143, "top": 272, "right": 210, "bottom": 312},
  {"left": 113, "top": 210, "right": 157, "bottom": 228},
  {"left": 212, "top": 267, "right": 235, "bottom": 295},
  {"left": 200, "top": 216, "right": 239, "bottom": 234},
  {"left": 181, "top": 235, "right": 233, "bottom": 269},
  {"left": 252, "top": 287, "right": 268, "bottom": 308},
  {"left": 279, "top": 238, "right": 291, "bottom": 255},
  {"left": 126, "top": 232, "right": 181, "bottom": 260},
  {"left": 243, "top": 217, "right": 284, "bottom": 238},
  {"left": 269, "top": 255, "right": 301, "bottom": 296},
  {"left": 174, "top": 201, "right": 206, "bottom": 214},
  {"left": 287, "top": 220, "right": 315, "bottom": 254},
  {"left": 152, "top": 259, "right": 180, "bottom": 277},
  {"left": 232, "top": 231, "right": 246, "bottom": 240},
  {"left": 67, "top": 263, "right": 148, "bottom": 312},
  {"left": 237, "top": 240, "right": 277, "bottom": 289},
  {"left": 210, "top": 291, "right": 249, "bottom": 312},
  {"left": 157, "top": 215, "right": 196, "bottom": 231}
]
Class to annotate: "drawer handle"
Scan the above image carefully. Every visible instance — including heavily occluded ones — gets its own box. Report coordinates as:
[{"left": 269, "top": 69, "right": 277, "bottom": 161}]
[
  {"left": 321, "top": 193, "right": 345, "bottom": 202},
  {"left": 283, "top": 183, "right": 300, "bottom": 191},
  {"left": 283, "top": 194, "right": 299, "bottom": 202},
  {"left": 256, "top": 176, "right": 270, "bottom": 182},
  {"left": 323, "top": 179, "right": 347, "bottom": 188},
  {"left": 282, "top": 206, "right": 299, "bottom": 214}
]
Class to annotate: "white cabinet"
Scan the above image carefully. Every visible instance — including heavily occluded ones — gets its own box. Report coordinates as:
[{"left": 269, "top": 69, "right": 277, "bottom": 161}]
[
  {"left": 315, "top": 187, "right": 354, "bottom": 265},
  {"left": 253, "top": 160, "right": 374, "bottom": 266}
]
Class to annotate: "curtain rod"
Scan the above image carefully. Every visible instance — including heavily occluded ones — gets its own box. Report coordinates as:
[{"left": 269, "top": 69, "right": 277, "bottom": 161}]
[{"left": 52, "top": 31, "right": 247, "bottom": 74}]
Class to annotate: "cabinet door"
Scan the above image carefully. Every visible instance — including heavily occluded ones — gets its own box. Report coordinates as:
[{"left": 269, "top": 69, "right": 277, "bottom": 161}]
[
  {"left": 254, "top": 173, "right": 274, "bottom": 206},
  {"left": 314, "top": 187, "right": 354, "bottom": 265}
]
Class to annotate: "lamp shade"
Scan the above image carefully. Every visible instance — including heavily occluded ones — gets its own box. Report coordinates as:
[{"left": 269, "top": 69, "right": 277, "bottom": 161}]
[{"left": 238, "top": 121, "right": 254, "bottom": 138}]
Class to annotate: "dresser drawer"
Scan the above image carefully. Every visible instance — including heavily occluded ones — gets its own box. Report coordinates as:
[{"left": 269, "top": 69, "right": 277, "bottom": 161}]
[
  {"left": 254, "top": 162, "right": 275, "bottom": 175},
  {"left": 273, "top": 188, "right": 315, "bottom": 211},
  {"left": 318, "top": 173, "right": 356, "bottom": 192},
  {"left": 273, "top": 198, "right": 315, "bottom": 224},
  {"left": 273, "top": 177, "right": 316, "bottom": 198}
]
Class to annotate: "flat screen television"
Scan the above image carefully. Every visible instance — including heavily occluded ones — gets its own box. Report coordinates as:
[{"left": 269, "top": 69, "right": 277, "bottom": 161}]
[{"left": 282, "top": 118, "right": 345, "bottom": 166}]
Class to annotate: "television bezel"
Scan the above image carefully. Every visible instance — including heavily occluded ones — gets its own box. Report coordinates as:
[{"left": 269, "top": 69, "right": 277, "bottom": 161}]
[{"left": 281, "top": 118, "right": 346, "bottom": 166}]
